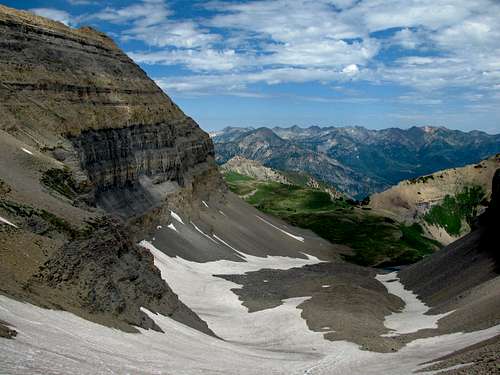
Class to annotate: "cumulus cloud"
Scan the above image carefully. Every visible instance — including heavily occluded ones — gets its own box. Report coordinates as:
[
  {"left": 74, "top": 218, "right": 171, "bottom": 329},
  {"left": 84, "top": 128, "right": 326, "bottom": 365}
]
[
  {"left": 75, "top": 0, "right": 500, "bottom": 102},
  {"left": 130, "top": 49, "right": 244, "bottom": 72},
  {"left": 88, "top": 0, "right": 217, "bottom": 48},
  {"left": 342, "top": 64, "right": 360, "bottom": 76}
]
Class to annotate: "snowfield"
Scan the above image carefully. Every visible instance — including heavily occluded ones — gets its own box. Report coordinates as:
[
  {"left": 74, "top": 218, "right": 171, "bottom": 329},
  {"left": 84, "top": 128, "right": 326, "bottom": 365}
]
[
  {"left": 376, "top": 272, "right": 454, "bottom": 336},
  {"left": 1, "top": 241, "right": 499, "bottom": 374}
]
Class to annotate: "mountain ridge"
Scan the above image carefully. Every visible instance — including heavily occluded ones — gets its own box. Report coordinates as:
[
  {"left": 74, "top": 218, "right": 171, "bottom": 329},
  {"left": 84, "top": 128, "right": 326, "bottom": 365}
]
[
  {"left": 0, "top": 5, "right": 499, "bottom": 374},
  {"left": 0, "top": 3, "right": 219, "bottom": 335},
  {"left": 213, "top": 125, "right": 500, "bottom": 198}
]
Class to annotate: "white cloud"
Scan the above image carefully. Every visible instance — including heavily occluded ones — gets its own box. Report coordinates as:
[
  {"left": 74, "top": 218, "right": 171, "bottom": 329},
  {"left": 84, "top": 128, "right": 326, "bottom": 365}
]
[
  {"left": 342, "top": 64, "right": 359, "bottom": 76},
  {"left": 30, "top": 8, "right": 74, "bottom": 26},
  {"left": 89, "top": 0, "right": 218, "bottom": 48},
  {"left": 93, "top": 0, "right": 170, "bottom": 27},
  {"left": 124, "top": 20, "right": 219, "bottom": 48},
  {"left": 67, "top": 0, "right": 97, "bottom": 5},
  {"left": 391, "top": 28, "right": 426, "bottom": 50},
  {"left": 130, "top": 48, "right": 244, "bottom": 71},
  {"left": 78, "top": 0, "right": 500, "bottom": 100},
  {"left": 156, "top": 65, "right": 367, "bottom": 95}
]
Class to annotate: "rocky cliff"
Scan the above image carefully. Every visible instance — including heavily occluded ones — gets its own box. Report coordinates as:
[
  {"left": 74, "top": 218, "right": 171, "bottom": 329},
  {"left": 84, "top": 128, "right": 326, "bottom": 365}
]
[
  {"left": 0, "top": 5, "right": 219, "bottom": 335},
  {"left": 0, "top": 4, "right": 219, "bottom": 218}
]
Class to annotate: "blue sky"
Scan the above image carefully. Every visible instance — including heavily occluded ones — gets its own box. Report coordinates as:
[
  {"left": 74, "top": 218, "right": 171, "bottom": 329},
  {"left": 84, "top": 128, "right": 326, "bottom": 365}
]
[{"left": 5, "top": 0, "right": 500, "bottom": 133}]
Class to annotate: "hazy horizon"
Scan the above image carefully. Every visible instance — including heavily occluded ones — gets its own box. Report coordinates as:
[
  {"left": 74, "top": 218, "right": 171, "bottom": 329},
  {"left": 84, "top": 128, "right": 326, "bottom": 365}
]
[{"left": 203, "top": 123, "right": 500, "bottom": 135}]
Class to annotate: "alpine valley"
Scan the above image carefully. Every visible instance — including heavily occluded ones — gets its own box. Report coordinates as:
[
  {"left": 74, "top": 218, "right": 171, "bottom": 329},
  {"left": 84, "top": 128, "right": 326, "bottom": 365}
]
[{"left": 0, "top": 5, "right": 499, "bottom": 375}]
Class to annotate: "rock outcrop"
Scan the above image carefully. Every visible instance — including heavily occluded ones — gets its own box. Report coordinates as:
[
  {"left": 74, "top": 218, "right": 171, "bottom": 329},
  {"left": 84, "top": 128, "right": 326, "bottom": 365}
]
[
  {"left": 0, "top": 4, "right": 219, "bottom": 217},
  {"left": 221, "top": 155, "right": 292, "bottom": 184},
  {"left": 27, "top": 217, "right": 213, "bottom": 335},
  {"left": 221, "top": 155, "right": 344, "bottom": 200},
  {"left": 369, "top": 155, "right": 500, "bottom": 244},
  {"left": 0, "top": 5, "right": 219, "bottom": 334}
]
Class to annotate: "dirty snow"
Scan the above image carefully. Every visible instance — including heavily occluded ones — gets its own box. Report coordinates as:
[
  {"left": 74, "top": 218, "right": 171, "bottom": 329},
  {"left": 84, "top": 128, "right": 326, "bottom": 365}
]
[
  {"left": 0, "top": 216, "right": 17, "bottom": 228},
  {"left": 256, "top": 215, "right": 304, "bottom": 242},
  {"left": 170, "top": 210, "right": 184, "bottom": 224},
  {"left": 376, "top": 272, "right": 454, "bottom": 336},
  {"left": 0, "top": 246, "right": 499, "bottom": 375}
]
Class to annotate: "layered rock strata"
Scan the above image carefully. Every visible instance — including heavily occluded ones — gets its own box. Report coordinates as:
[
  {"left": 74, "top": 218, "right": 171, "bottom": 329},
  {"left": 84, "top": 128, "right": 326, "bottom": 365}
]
[{"left": 0, "top": 5, "right": 218, "bottom": 334}]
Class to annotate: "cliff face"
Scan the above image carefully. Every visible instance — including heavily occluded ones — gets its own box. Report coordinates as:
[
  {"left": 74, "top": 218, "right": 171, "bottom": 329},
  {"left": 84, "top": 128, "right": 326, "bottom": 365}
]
[
  {"left": 0, "top": 5, "right": 218, "bottom": 217},
  {"left": 0, "top": 5, "right": 218, "bottom": 334},
  {"left": 0, "top": 5, "right": 184, "bottom": 135}
]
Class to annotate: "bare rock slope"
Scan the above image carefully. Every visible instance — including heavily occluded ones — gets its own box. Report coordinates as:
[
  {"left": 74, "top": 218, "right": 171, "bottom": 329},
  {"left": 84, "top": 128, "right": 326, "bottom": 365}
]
[
  {"left": 0, "top": 4, "right": 217, "bottom": 335},
  {"left": 221, "top": 155, "right": 291, "bottom": 184},
  {"left": 221, "top": 155, "right": 343, "bottom": 199},
  {"left": 399, "top": 169, "right": 500, "bottom": 374},
  {"left": 369, "top": 154, "right": 500, "bottom": 243}
]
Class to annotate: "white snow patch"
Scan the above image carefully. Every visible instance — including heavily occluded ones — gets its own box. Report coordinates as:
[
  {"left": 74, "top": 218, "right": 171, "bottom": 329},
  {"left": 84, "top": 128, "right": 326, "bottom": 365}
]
[
  {"left": 256, "top": 215, "right": 304, "bottom": 242},
  {"left": 21, "top": 147, "right": 33, "bottom": 155},
  {"left": 321, "top": 285, "right": 331, "bottom": 288},
  {"left": 170, "top": 210, "right": 184, "bottom": 225},
  {"left": 156, "top": 225, "right": 162, "bottom": 229},
  {"left": 0, "top": 216, "right": 17, "bottom": 228},
  {"left": 167, "top": 223, "right": 178, "bottom": 232},
  {"left": 1, "top": 245, "right": 499, "bottom": 375},
  {"left": 202, "top": 200, "right": 209, "bottom": 208},
  {"left": 191, "top": 221, "right": 219, "bottom": 244},
  {"left": 140, "top": 240, "right": 325, "bottom": 347},
  {"left": 376, "top": 272, "right": 454, "bottom": 336},
  {"left": 219, "top": 210, "right": 226, "bottom": 216},
  {"left": 263, "top": 280, "right": 269, "bottom": 283}
]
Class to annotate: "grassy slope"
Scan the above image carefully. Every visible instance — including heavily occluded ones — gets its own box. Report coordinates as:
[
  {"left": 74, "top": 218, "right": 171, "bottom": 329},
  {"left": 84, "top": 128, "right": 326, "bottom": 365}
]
[
  {"left": 224, "top": 172, "right": 440, "bottom": 266},
  {"left": 423, "top": 185, "right": 486, "bottom": 236}
]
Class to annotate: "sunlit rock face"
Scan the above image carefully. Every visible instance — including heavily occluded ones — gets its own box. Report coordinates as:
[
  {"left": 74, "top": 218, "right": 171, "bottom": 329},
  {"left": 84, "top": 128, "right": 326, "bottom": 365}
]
[
  {"left": 0, "top": 4, "right": 220, "bottom": 216},
  {"left": 0, "top": 4, "right": 219, "bottom": 333}
]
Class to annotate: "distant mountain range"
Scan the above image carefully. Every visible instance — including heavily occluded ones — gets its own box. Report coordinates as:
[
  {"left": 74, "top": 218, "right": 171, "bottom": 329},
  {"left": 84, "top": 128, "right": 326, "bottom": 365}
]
[{"left": 211, "top": 125, "right": 500, "bottom": 198}]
